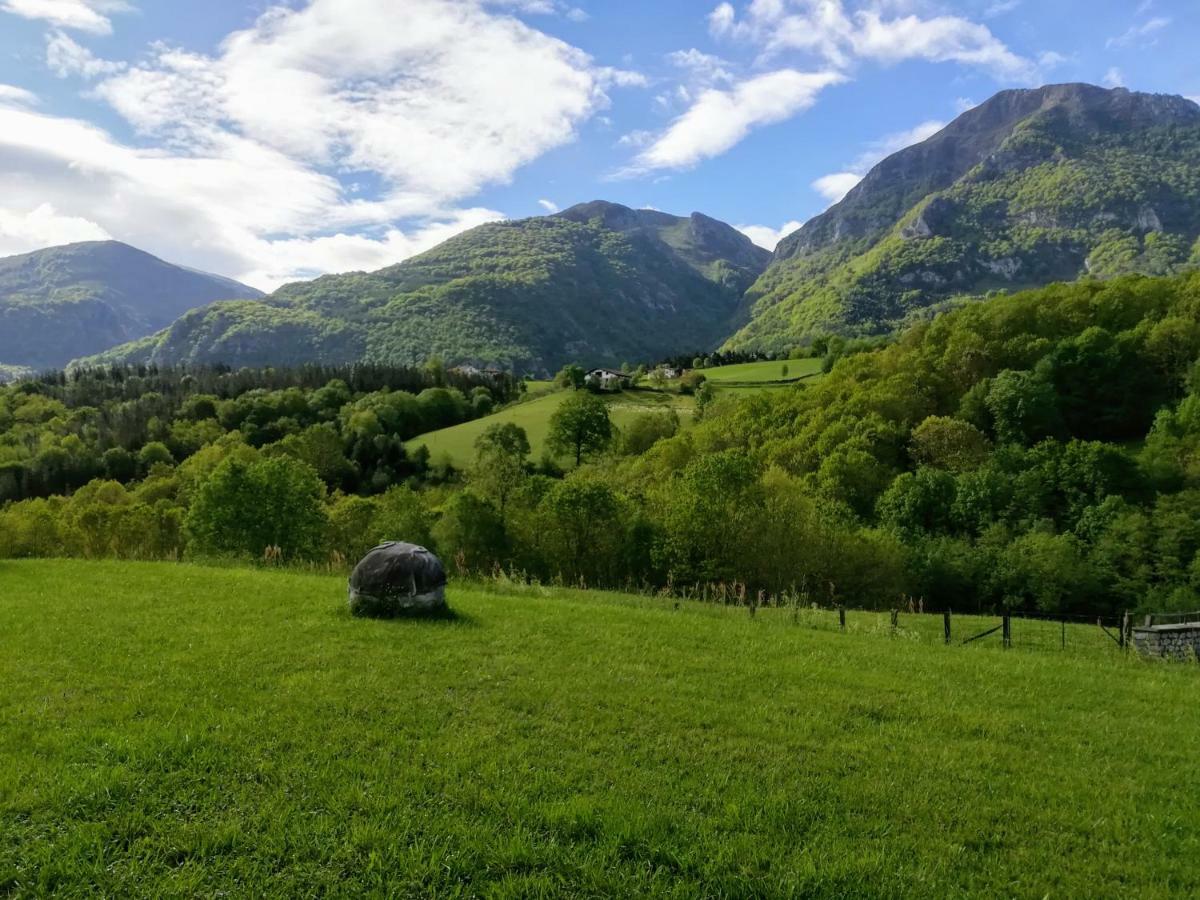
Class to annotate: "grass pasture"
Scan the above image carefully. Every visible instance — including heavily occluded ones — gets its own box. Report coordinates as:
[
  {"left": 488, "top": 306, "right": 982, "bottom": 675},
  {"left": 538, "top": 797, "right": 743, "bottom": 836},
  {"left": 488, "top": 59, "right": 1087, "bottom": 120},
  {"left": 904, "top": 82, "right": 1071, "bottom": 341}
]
[
  {"left": 701, "top": 357, "right": 823, "bottom": 386},
  {"left": 2, "top": 560, "right": 1199, "bottom": 897},
  {"left": 407, "top": 389, "right": 692, "bottom": 467},
  {"left": 407, "top": 361, "right": 821, "bottom": 467}
]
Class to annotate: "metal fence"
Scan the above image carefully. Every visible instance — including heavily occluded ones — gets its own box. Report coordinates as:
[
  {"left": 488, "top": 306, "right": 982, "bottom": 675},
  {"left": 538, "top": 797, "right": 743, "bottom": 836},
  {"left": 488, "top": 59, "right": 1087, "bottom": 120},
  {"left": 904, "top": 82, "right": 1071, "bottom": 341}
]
[{"left": 744, "top": 603, "right": 1137, "bottom": 660}]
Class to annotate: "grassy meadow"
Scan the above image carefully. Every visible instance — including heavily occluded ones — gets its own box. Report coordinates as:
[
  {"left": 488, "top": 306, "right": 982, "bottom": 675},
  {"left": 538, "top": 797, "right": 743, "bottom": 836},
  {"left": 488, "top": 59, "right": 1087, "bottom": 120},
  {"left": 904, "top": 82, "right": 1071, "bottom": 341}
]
[
  {"left": 407, "top": 360, "right": 821, "bottom": 467},
  {"left": 2, "top": 560, "right": 1198, "bottom": 897},
  {"left": 407, "top": 388, "right": 693, "bottom": 467},
  {"left": 699, "top": 357, "right": 823, "bottom": 385}
]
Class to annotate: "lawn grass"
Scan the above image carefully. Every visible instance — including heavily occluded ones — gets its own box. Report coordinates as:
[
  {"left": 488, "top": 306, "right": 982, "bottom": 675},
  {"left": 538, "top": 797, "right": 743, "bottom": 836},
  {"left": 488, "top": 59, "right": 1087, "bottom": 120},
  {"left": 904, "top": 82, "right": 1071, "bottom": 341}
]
[
  {"left": 407, "top": 389, "right": 692, "bottom": 467},
  {"left": 2, "top": 560, "right": 1198, "bottom": 897},
  {"left": 701, "top": 358, "right": 823, "bottom": 384}
]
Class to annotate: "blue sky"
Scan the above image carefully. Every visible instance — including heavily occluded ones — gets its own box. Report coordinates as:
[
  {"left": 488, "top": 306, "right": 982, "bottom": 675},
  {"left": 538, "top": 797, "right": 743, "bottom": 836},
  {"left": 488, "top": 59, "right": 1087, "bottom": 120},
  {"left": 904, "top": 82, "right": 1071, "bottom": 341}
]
[{"left": 0, "top": 0, "right": 1196, "bottom": 289}]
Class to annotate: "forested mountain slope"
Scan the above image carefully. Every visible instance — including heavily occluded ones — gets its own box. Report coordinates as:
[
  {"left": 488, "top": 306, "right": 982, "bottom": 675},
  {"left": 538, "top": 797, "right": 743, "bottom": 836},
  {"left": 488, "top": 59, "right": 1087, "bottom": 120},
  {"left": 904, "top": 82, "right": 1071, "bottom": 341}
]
[
  {"left": 88, "top": 203, "right": 769, "bottom": 375},
  {"left": 726, "top": 84, "right": 1200, "bottom": 351},
  {"left": 0, "top": 241, "right": 263, "bottom": 371}
]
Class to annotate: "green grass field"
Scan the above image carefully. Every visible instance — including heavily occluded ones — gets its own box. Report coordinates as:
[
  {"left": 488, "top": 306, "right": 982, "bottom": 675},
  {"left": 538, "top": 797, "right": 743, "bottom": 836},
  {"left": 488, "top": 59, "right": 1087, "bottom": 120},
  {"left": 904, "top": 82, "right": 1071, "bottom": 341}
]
[
  {"left": 407, "top": 389, "right": 692, "bottom": 467},
  {"left": 3, "top": 560, "right": 1198, "bottom": 897},
  {"left": 700, "top": 358, "right": 823, "bottom": 384},
  {"left": 409, "top": 362, "right": 822, "bottom": 467}
]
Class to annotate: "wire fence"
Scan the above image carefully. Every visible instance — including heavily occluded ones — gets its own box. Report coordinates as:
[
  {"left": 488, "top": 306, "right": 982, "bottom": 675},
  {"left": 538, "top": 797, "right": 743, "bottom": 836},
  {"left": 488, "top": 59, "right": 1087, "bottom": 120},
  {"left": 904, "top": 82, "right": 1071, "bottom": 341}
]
[
  {"left": 744, "top": 605, "right": 1135, "bottom": 660},
  {"left": 466, "top": 571, "right": 1188, "bottom": 663}
]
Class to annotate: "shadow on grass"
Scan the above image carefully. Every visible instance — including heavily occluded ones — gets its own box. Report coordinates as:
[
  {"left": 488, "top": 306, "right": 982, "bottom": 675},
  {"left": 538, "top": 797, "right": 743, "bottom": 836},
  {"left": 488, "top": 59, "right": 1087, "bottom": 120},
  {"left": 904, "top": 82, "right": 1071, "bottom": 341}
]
[{"left": 333, "top": 603, "right": 480, "bottom": 628}]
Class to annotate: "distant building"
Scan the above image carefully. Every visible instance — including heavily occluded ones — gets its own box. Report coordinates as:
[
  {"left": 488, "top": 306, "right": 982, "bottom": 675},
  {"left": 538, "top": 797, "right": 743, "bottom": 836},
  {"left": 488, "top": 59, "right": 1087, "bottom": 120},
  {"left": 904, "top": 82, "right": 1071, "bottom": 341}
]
[{"left": 585, "top": 368, "right": 632, "bottom": 391}]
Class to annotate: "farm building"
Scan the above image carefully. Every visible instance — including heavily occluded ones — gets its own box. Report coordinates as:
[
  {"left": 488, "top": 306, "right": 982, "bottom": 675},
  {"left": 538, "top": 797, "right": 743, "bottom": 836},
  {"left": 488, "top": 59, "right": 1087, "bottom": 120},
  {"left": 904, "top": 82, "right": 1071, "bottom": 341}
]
[{"left": 585, "top": 368, "right": 632, "bottom": 391}]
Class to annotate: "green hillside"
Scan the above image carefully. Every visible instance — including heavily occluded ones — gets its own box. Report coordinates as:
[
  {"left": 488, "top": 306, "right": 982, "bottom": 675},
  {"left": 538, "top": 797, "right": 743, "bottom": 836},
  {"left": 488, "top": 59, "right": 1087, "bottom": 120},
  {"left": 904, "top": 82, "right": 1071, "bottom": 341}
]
[
  {"left": 407, "top": 388, "right": 693, "bottom": 467},
  {"left": 2, "top": 560, "right": 1196, "bottom": 897},
  {"left": 87, "top": 203, "right": 769, "bottom": 376},
  {"left": 0, "top": 241, "right": 263, "bottom": 371},
  {"left": 405, "top": 361, "right": 821, "bottom": 467},
  {"left": 728, "top": 84, "right": 1200, "bottom": 352}
]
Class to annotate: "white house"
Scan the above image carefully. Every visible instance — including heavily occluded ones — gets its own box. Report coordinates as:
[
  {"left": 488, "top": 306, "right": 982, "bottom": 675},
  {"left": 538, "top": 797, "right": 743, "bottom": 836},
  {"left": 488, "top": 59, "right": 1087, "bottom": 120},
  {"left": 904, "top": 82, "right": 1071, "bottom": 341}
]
[{"left": 585, "top": 368, "right": 631, "bottom": 391}]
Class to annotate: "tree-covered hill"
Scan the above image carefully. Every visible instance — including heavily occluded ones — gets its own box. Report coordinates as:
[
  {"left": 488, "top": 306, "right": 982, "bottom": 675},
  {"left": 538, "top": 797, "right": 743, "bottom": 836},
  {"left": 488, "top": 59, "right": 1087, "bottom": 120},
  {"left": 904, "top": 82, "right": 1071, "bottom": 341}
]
[
  {"left": 9, "top": 271, "right": 1200, "bottom": 618},
  {"left": 87, "top": 203, "right": 769, "bottom": 376},
  {"left": 726, "top": 84, "right": 1200, "bottom": 352},
  {"left": 0, "top": 241, "right": 263, "bottom": 372}
]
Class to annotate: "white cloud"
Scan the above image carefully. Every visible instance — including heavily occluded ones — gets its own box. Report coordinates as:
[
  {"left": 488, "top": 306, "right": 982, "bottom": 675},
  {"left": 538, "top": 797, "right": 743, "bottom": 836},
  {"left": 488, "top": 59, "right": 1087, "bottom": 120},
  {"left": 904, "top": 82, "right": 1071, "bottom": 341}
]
[
  {"left": 709, "top": 0, "right": 1036, "bottom": 81},
  {"left": 642, "top": 0, "right": 1036, "bottom": 177},
  {"left": 0, "top": 0, "right": 629, "bottom": 288},
  {"left": 812, "top": 172, "right": 863, "bottom": 204},
  {"left": 617, "top": 129, "right": 654, "bottom": 148},
  {"left": 1107, "top": 16, "right": 1170, "bottom": 49},
  {"left": 0, "top": 83, "right": 38, "bottom": 105},
  {"left": 1188, "top": 95, "right": 1200, "bottom": 107},
  {"left": 737, "top": 219, "right": 803, "bottom": 250},
  {"left": 954, "top": 96, "right": 976, "bottom": 114},
  {"left": 46, "top": 30, "right": 126, "bottom": 78},
  {"left": 667, "top": 48, "right": 735, "bottom": 86},
  {"left": 0, "top": 102, "right": 509, "bottom": 288},
  {"left": 1104, "top": 67, "right": 1125, "bottom": 88},
  {"left": 852, "top": 119, "right": 945, "bottom": 168},
  {"left": 812, "top": 118, "right": 945, "bottom": 205},
  {"left": 92, "top": 0, "right": 606, "bottom": 206},
  {"left": 596, "top": 66, "right": 648, "bottom": 89},
  {"left": 984, "top": 0, "right": 1020, "bottom": 17},
  {"left": 484, "top": 0, "right": 587, "bottom": 17},
  {"left": 0, "top": 203, "right": 111, "bottom": 255},
  {"left": 634, "top": 69, "right": 844, "bottom": 171},
  {"left": 0, "top": 0, "right": 130, "bottom": 35},
  {"left": 238, "top": 210, "right": 504, "bottom": 288},
  {"left": 708, "top": 2, "right": 736, "bottom": 36},
  {"left": 1038, "top": 50, "right": 1069, "bottom": 69},
  {"left": 537, "top": 199, "right": 559, "bottom": 212}
]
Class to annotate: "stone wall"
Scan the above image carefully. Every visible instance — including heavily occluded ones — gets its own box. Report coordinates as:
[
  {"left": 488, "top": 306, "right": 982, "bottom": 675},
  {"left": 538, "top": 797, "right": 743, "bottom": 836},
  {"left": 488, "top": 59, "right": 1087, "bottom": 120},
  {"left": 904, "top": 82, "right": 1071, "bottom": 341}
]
[{"left": 1132, "top": 624, "right": 1200, "bottom": 661}]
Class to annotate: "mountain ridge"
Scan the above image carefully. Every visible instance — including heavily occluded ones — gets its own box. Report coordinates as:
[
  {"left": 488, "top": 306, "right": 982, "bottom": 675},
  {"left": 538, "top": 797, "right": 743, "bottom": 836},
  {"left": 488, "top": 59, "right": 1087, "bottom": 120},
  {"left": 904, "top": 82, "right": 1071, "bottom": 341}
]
[
  {"left": 82, "top": 203, "right": 769, "bottom": 374},
  {"left": 726, "top": 83, "right": 1200, "bottom": 351},
  {"left": 32, "top": 82, "right": 1200, "bottom": 372},
  {"left": 0, "top": 241, "right": 264, "bottom": 371}
]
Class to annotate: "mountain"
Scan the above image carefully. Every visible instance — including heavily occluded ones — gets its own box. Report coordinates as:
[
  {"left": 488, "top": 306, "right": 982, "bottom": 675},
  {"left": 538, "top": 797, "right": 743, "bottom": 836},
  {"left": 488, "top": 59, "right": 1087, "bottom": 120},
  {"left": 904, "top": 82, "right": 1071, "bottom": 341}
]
[
  {"left": 725, "top": 83, "right": 1200, "bottom": 351},
  {"left": 85, "top": 202, "right": 769, "bottom": 375},
  {"left": 0, "top": 241, "right": 264, "bottom": 371}
]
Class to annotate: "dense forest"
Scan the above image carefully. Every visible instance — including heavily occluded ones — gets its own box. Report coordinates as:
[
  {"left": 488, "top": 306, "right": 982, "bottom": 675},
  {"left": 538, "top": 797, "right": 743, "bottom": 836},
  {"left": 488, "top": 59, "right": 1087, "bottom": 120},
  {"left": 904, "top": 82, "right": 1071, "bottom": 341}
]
[
  {"left": 4, "top": 271, "right": 1200, "bottom": 618},
  {"left": 0, "top": 362, "right": 517, "bottom": 502}
]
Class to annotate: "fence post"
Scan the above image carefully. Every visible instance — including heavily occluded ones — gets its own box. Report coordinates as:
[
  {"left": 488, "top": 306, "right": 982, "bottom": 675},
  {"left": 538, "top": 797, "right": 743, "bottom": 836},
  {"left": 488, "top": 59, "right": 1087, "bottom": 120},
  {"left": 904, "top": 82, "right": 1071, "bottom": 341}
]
[
  {"left": 890, "top": 609, "right": 899, "bottom": 635},
  {"left": 1002, "top": 612, "right": 1011, "bottom": 649},
  {"left": 1122, "top": 611, "right": 1131, "bottom": 651},
  {"left": 1061, "top": 619, "right": 1066, "bottom": 650},
  {"left": 839, "top": 606, "right": 846, "bottom": 632},
  {"left": 943, "top": 609, "right": 952, "bottom": 645}
]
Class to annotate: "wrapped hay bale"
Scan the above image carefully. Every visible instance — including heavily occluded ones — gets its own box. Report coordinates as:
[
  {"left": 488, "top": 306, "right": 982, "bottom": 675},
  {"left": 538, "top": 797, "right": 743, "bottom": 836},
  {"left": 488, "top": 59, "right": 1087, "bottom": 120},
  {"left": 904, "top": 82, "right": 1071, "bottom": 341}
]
[{"left": 348, "top": 542, "right": 448, "bottom": 618}]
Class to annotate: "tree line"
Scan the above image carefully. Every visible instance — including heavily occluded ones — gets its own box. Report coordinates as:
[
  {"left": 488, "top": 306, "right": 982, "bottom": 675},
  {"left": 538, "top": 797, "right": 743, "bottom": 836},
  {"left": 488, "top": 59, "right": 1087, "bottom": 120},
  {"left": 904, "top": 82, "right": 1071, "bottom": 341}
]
[{"left": 4, "top": 272, "right": 1200, "bottom": 617}]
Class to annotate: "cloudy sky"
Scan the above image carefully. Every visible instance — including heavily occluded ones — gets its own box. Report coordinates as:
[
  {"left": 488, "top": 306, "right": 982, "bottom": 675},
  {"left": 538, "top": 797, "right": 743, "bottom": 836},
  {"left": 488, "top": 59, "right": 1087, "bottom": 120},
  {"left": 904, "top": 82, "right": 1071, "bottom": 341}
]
[{"left": 0, "top": 0, "right": 1196, "bottom": 290}]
